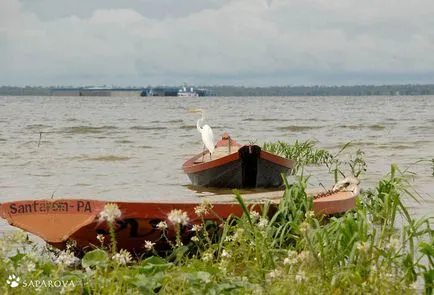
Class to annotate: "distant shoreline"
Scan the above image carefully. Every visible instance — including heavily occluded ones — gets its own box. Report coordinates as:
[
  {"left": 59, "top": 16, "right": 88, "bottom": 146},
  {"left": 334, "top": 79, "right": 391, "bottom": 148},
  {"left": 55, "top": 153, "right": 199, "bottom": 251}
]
[{"left": 1, "top": 84, "right": 434, "bottom": 96}]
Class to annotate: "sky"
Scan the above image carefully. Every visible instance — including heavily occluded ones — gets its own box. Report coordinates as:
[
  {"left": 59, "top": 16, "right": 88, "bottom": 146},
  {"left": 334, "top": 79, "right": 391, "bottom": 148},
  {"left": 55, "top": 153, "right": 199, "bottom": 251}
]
[{"left": 1, "top": 0, "right": 434, "bottom": 87}]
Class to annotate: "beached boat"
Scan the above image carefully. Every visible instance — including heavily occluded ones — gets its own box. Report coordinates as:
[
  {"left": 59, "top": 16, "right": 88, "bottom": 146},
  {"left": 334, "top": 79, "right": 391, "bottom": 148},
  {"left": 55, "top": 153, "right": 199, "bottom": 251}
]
[
  {"left": 182, "top": 133, "right": 294, "bottom": 188},
  {"left": 0, "top": 180, "right": 359, "bottom": 253}
]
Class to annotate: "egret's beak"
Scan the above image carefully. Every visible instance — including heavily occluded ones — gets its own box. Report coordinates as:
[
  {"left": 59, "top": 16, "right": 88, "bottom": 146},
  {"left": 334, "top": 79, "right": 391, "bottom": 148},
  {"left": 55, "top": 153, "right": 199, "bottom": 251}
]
[{"left": 187, "top": 108, "right": 203, "bottom": 113}]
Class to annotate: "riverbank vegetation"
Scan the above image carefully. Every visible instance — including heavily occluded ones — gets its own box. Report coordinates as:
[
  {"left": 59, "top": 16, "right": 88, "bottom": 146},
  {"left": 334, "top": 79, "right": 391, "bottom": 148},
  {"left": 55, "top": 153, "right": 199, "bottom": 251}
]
[
  {"left": 2, "top": 84, "right": 434, "bottom": 96},
  {"left": 1, "top": 142, "right": 432, "bottom": 294}
]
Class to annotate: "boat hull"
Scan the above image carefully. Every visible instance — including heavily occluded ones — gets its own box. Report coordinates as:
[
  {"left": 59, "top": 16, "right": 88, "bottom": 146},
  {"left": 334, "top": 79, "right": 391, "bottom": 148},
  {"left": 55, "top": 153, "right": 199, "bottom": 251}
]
[
  {"left": 183, "top": 135, "right": 294, "bottom": 188},
  {"left": 0, "top": 189, "right": 357, "bottom": 253},
  {"left": 185, "top": 156, "right": 291, "bottom": 188}
]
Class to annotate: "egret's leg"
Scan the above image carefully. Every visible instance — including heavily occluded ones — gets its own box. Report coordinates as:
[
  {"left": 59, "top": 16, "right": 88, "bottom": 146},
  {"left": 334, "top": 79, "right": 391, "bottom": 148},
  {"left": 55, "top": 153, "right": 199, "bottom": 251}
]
[
  {"left": 201, "top": 145, "right": 205, "bottom": 162},
  {"left": 209, "top": 153, "right": 212, "bottom": 160}
]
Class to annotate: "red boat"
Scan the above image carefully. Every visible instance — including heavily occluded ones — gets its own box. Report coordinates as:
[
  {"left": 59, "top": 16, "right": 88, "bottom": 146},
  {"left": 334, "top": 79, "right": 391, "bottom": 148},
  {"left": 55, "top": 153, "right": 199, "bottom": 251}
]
[
  {"left": 0, "top": 185, "right": 358, "bottom": 253},
  {"left": 182, "top": 133, "right": 294, "bottom": 188}
]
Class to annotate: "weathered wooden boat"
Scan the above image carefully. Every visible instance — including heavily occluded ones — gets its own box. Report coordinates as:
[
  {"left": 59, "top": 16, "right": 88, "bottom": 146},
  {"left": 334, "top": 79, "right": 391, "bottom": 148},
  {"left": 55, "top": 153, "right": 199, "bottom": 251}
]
[
  {"left": 182, "top": 133, "right": 295, "bottom": 188},
  {"left": 0, "top": 179, "right": 359, "bottom": 253}
]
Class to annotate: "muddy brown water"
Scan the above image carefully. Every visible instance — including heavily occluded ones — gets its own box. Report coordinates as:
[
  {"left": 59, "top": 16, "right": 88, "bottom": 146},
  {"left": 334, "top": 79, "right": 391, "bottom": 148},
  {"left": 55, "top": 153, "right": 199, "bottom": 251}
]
[{"left": 1, "top": 95, "right": 433, "bottom": 233}]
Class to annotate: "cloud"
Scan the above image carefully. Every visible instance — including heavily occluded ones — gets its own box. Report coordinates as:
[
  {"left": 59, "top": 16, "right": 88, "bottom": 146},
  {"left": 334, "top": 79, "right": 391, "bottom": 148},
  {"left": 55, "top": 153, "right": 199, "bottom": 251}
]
[{"left": 1, "top": 0, "right": 434, "bottom": 86}]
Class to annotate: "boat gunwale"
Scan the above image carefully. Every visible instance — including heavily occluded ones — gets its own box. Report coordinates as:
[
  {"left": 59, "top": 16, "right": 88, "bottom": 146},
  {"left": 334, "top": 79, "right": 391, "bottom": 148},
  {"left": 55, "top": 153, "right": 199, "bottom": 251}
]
[{"left": 259, "top": 150, "right": 294, "bottom": 169}]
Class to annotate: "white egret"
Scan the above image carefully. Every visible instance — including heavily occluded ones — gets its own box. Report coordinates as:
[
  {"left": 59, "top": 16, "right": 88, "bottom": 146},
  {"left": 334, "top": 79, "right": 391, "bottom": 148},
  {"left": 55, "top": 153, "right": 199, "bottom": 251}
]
[
  {"left": 190, "top": 109, "right": 215, "bottom": 160},
  {"left": 333, "top": 176, "right": 360, "bottom": 196}
]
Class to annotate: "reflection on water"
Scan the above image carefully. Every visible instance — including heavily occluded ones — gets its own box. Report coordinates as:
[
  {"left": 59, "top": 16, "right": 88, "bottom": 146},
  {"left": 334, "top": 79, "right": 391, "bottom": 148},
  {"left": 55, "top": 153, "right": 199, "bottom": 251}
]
[{"left": 0, "top": 95, "right": 433, "bottom": 232}]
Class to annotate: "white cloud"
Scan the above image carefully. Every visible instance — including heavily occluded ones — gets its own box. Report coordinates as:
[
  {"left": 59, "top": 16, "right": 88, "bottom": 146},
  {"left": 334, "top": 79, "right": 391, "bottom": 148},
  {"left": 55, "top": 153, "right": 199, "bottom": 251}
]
[{"left": 1, "top": 0, "right": 434, "bottom": 86}]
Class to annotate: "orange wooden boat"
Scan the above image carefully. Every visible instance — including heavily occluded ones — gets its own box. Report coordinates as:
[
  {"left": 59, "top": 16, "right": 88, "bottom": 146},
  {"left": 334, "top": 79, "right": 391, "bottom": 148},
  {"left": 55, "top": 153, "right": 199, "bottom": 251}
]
[
  {"left": 0, "top": 182, "right": 359, "bottom": 253},
  {"left": 182, "top": 133, "right": 294, "bottom": 188}
]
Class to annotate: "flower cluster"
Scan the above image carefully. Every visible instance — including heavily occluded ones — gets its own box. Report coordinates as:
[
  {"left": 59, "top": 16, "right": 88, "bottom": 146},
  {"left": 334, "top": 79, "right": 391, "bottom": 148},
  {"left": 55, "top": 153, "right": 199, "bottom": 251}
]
[
  {"left": 96, "top": 234, "right": 105, "bottom": 244},
  {"left": 168, "top": 209, "right": 189, "bottom": 225},
  {"left": 295, "top": 270, "right": 306, "bottom": 283},
  {"left": 112, "top": 249, "right": 132, "bottom": 265},
  {"left": 221, "top": 250, "right": 231, "bottom": 259},
  {"left": 144, "top": 240, "right": 156, "bottom": 251},
  {"left": 98, "top": 203, "right": 122, "bottom": 223},
  {"left": 265, "top": 269, "right": 282, "bottom": 282},
  {"left": 8, "top": 230, "right": 28, "bottom": 244},
  {"left": 283, "top": 250, "right": 298, "bottom": 266},
  {"left": 54, "top": 250, "right": 80, "bottom": 268},
  {"left": 305, "top": 211, "right": 315, "bottom": 219},
  {"left": 257, "top": 217, "right": 269, "bottom": 230},
  {"left": 202, "top": 251, "right": 214, "bottom": 262},
  {"left": 18, "top": 258, "right": 36, "bottom": 273},
  {"left": 157, "top": 221, "right": 168, "bottom": 230},
  {"left": 249, "top": 210, "right": 260, "bottom": 221},
  {"left": 66, "top": 239, "right": 77, "bottom": 250},
  {"left": 194, "top": 199, "right": 214, "bottom": 216},
  {"left": 299, "top": 221, "right": 310, "bottom": 234},
  {"left": 191, "top": 224, "right": 203, "bottom": 232}
]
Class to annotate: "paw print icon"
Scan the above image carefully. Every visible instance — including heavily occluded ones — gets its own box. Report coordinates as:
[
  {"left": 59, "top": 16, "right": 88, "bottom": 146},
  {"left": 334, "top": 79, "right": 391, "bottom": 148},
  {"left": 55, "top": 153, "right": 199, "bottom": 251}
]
[{"left": 6, "top": 274, "right": 20, "bottom": 288}]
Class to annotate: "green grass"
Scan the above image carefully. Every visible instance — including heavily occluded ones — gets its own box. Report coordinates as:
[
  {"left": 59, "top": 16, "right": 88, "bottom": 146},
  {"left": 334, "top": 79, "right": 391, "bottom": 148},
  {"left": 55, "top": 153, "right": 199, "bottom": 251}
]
[{"left": 1, "top": 142, "right": 433, "bottom": 294}]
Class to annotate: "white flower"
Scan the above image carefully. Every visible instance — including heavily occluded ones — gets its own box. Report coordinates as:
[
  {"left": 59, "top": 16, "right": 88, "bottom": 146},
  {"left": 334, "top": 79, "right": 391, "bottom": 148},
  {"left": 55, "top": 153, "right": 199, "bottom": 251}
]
[
  {"left": 297, "top": 250, "right": 311, "bottom": 263},
  {"left": 0, "top": 240, "right": 8, "bottom": 254},
  {"left": 25, "top": 252, "right": 38, "bottom": 262},
  {"left": 19, "top": 260, "right": 36, "bottom": 273},
  {"left": 224, "top": 235, "right": 234, "bottom": 242},
  {"left": 191, "top": 236, "right": 199, "bottom": 242},
  {"left": 112, "top": 249, "right": 132, "bottom": 265},
  {"left": 96, "top": 234, "right": 105, "bottom": 244},
  {"left": 191, "top": 224, "right": 203, "bottom": 232},
  {"left": 194, "top": 205, "right": 207, "bottom": 216},
  {"left": 98, "top": 203, "right": 122, "bottom": 223},
  {"left": 26, "top": 261, "right": 36, "bottom": 272},
  {"left": 156, "top": 221, "right": 168, "bottom": 230},
  {"left": 257, "top": 217, "right": 269, "bottom": 230},
  {"left": 9, "top": 230, "right": 28, "bottom": 244},
  {"left": 250, "top": 210, "right": 260, "bottom": 221},
  {"left": 283, "top": 257, "right": 294, "bottom": 266},
  {"left": 299, "top": 221, "right": 310, "bottom": 234},
  {"left": 144, "top": 240, "right": 155, "bottom": 251},
  {"left": 233, "top": 228, "right": 245, "bottom": 241},
  {"left": 194, "top": 199, "right": 213, "bottom": 216},
  {"left": 221, "top": 250, "right": 231, "bottom": 258},
  {"left": 284, "top": 250, "right": 298, "bottom": 266},
  {"left": 66, "top": 239, "right": 77, "bottom": 250},
  {"left": 295, "top": 271, "right": 306, "bottom": 283},
  {"left": 168, "top": 209, "right": 189, "bottom": 225},
  {"left": 54, "top": 250, "right": 80, "bottom": 267},
  {"left": 202, "top": 252, "right": 213, "bottom": 262},
  {"left": 265, "top": 270, "right": 281, "bottom": 282},
  {"left": 305, "top": 211, "right": 315, "bottom": 219},
  {"left": 85, "top": 266, "right": 93, "bottom": 273}
]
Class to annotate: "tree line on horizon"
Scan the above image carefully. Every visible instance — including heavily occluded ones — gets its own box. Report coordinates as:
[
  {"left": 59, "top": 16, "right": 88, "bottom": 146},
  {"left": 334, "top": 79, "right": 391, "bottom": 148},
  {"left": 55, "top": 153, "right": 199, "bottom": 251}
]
[{"left": 0, "top": 84, "right": 433, "bottom": 96}]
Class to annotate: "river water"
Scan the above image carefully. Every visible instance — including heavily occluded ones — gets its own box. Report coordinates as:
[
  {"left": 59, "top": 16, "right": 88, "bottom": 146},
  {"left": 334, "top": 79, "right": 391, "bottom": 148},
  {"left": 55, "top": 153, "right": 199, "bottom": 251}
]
[{"left": 0, "top": 95, "right": 433, "bottom": 233}]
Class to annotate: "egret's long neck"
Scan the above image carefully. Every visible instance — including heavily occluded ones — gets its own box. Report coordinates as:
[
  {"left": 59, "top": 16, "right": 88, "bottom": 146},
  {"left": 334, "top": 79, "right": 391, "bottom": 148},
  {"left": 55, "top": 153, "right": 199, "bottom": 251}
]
[{"left": 197, "top": 116, "right": 204, "bottom": 133}]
